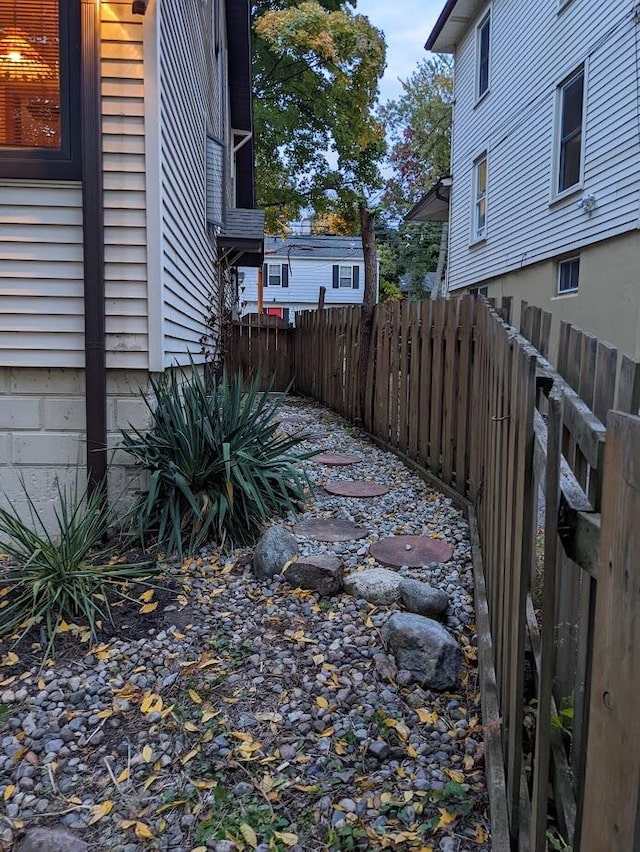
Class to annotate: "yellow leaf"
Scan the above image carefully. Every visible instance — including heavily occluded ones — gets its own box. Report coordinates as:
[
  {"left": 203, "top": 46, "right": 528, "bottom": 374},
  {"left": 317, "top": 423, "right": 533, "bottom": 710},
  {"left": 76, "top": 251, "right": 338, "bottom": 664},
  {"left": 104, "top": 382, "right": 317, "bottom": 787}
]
[
  {"left": 334, "top": 740, "right": 347, "bottom": 755},
  {"left": 58, "top": 620, "right": 70, "bottom": 633},
  {"left": 2, "top": 652, "right": 18, "bottom": 666},
  {"left": 88, "top": 799, "right": 114, "bottom": 825},
  {"left": 171, "top": 630, "right": 186, "bottom": 640},
  {"left": 121, "top": 819, "right": 136, "bottom": 829},
  {"left": 415, "top": 708, "right": 438, "bottom": 725},
  {"left": 436, "top": 808, "right": 457, "bottom": 830},
  {"left": 273, "top": 831, "right": 299, "bottom": 847},
  {"left": 117, "top": 767, "right": 130, "bottom": 782},
  {"left": 139, "top": 588, "right": 155, "bottom": 602},
  {"left": 315, "top": 695, "right": 329, "bottom": 709},
  {"left": 96, "top": 709, "right": 113, "bottom": 719},
  {"left": 463, "top": 754, "right": 475, "bottom": 771},
  {"left": 191, "top": 847, "right": 207, "bottom": 852},
  {"left": 139, "top": 602, "right": 158, "bottom": 614},
  {"left": 142, "top": 745, "right": 153, "bottom": 763},
  {"left": 181, "top": 747, "right": 200, "bottom": 765},
  {"left": 3, "top": 785, "right": 15, "bottom": 801},
  {"left": 191, "top": 779, "right": 217, "bottom": 790},
  {"left": 184, "top": 722, "right": 199, "bottom": 733},
  {"left": 407, "top": 744, "right": 418, "bottom": 758},
  {"left": 231, "top": 731, "right": 254, "bottom": 742},
  {"left": 444, "top": 769, "right": 464, "bottom": 784},
  {"left": 0, "top": 586, "right": 9, "bottom": 597},
  {"left": 202, "top": 730, "right": 213, "bottom": 743},
  {"left": 140, "top": 692, "right": 154, "bottom": 713},
  {"left": 239, "top": 823, "right": 258, "bottom": 848},
  {"left": 475, "top": 825, "right": 489, "bottom": 843},
  {"left": 156, "top": 799, "right": 187, "bottom": 813},
  {"left": 201, "top": 709, "right": 218, "bottom": 723},
  {"left": 188, "top": 689, "right": 202, "bottom": 704},
  {"left": 177, "top": 594, "right": 188, "bottom": 606},
  {"left": 135, "top": 821, "right": 154, "bottom": 839},
  {"left": 142, "top": 774, "right": 158, "bottom": 790},
  {"left": 318, "top": 727, "right": 334, "bottom": 738}
]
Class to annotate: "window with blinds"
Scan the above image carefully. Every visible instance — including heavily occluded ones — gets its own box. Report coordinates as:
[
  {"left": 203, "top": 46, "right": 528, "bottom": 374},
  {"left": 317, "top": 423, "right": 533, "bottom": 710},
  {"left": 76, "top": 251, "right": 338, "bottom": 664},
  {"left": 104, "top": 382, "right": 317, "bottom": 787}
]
[
  {"left": 0, "top": 0, "right": 61, "bottom": 149},
  {"left": 0, "top": 0, "right": 79, "bottom": 179}
]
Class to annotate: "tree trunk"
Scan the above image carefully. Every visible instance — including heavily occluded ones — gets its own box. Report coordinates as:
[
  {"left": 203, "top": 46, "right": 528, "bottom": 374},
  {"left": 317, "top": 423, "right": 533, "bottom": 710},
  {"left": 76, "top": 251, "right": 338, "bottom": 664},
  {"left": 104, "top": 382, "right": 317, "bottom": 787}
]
[
  {"left": 357, "top": 203, "right": 377, "bottom": 424},
  {"left": 432, "top": 221, "right": 449, "bottom": 299}
]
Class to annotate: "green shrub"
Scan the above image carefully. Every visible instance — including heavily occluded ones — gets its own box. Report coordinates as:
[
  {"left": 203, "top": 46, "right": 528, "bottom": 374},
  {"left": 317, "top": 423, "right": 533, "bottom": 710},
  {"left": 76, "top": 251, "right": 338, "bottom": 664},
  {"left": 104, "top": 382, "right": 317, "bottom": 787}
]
[
  {"left": 0, "top": 479, "right": 154, "bottom": 642},
  {"left": 120, "top": 367, "right": 309, "bottom": 556}
]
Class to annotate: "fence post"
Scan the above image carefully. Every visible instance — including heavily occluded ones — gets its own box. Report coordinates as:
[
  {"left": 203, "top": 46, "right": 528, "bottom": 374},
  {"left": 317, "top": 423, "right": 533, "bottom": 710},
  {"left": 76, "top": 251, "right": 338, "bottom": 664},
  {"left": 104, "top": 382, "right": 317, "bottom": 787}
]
[{"left": 579, "top": 411, "right": 640, "bottom": 850}]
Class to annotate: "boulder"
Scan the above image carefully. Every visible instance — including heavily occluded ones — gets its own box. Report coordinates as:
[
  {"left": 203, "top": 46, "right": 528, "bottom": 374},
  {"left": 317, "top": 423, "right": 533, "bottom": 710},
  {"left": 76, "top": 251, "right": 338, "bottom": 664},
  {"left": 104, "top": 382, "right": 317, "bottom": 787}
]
[
  {"left": 16, "top": 829, "right": 88, "bottom": 852},
  {"left": 343, "top": 567, "right": 402, "bottom": 605},
  {"left": 283, "top": 554, "right": 343, "bottom": 596},
  {"left": 252, "top": 525, "right": 299, "bottom": 580},
  {"left": 399, "top": 578, "right": 449, "bottom": 618},
  {"left": 382, "top": 612, "right": 461, "bottom": 691}
]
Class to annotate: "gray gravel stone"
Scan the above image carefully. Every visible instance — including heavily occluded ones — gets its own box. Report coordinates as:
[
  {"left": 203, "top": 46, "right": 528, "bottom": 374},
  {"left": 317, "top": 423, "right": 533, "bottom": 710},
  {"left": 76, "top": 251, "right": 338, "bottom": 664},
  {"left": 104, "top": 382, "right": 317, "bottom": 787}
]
[
  {"left": 282, "top": 553, "right": 343, "bottom": 596},
  {"left": 399, "top": 578, "right": 449, "bottom": 617},
  {"left": 382, "top": 612, "right": 462, "bottom": 691},
  {"left": 16, "top": 828, "right": 89, "bottom": 852},
  {"left": 343, "top": 567, "right": 402, "bottom": 604},
  {"left": 252, "top": 525, "right": 299, "bottom": 579}
]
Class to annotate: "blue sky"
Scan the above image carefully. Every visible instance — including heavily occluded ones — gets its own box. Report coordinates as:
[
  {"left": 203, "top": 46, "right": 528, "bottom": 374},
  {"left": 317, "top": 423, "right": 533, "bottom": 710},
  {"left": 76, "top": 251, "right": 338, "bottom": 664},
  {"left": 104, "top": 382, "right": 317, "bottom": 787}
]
[{"left": 355, "top": 0, "right": 444, "bottom": 104}]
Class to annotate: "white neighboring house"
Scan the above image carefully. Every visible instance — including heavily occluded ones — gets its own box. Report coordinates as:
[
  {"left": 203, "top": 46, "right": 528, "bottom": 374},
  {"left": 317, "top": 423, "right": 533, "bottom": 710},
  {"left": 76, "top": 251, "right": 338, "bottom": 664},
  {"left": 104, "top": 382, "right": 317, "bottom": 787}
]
[
  {"left": 423, "top": 0, "right": 640, "bottom": 359},
  {"left": 240, "top": 235, "right": 375, "bottom": 325}
]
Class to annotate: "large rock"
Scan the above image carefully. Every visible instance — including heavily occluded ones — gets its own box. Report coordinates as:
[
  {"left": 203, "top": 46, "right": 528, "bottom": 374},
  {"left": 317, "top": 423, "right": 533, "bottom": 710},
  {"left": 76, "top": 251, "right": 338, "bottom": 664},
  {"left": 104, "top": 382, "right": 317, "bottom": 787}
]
[
  {"left": 252, "top": 525, "right": 299, "bottom": 580},
  {"left": 16, "top": 829, "right": 88, "bottom": 852},
  {"left": 343, "top": 567, "right": 402, "bottom": 605},
  {"left": 382, "top": 612, "right": 461, "bottom": 691},
  {"left": 399, "top": 579, "right": 449, "bottom": 618},
  {"left": 283, "top": 554, "right": 343, "bottom": 596}
]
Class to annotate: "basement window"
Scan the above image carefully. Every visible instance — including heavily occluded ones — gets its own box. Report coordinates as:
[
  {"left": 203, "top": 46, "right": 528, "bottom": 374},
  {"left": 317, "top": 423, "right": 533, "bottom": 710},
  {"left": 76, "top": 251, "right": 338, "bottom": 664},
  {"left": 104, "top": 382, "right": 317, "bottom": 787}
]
[
  {"left": 0, "top": 0, "right": 80, "bottom": 179},
  {"left": 557, "top": 256, "right": 580, "bottom": 294}
]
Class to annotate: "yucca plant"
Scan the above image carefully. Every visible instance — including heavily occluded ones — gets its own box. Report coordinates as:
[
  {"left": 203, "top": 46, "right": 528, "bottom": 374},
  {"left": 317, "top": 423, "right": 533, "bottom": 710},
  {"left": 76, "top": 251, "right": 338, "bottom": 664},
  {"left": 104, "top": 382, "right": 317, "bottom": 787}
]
[
  {"left": 0, "top": 478, "right": 155, "bottom": 644},
  {"left": 120, "top": 367, "right": 309, "bottom": 556}
]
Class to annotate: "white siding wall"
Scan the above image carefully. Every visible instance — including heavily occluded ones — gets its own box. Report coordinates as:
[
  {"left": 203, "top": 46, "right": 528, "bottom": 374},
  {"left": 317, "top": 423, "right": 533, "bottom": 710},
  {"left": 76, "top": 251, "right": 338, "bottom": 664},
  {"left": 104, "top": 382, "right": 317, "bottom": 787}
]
[
  {"left": 447, "top": 0, "right": 640, "bottom": 291},
  {"left": 102, "top": 2, "right": 149, "bottom": 368},
  {"left": 0, "top": 182, "right": 85, "bottom": 367},
  {"left": 158, "top": 0, "right": 220, "bottom": 366},
  {"left": 241, "top": 258, "right": 367, "bottom": 319}
]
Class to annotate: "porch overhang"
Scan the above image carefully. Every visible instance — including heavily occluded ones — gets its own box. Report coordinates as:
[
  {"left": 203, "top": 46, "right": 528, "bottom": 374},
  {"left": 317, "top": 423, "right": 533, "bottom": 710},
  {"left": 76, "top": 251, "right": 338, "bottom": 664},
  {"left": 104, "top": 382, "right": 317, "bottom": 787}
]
[
  {"left": 218, "top": 208, "right": 265, "bottom": 267},
  {"left": 426, "top": 0, "right": 485, "bottom": 53},
  {"left": 404, "top": 176, "right": 452, "bottom": 223}
]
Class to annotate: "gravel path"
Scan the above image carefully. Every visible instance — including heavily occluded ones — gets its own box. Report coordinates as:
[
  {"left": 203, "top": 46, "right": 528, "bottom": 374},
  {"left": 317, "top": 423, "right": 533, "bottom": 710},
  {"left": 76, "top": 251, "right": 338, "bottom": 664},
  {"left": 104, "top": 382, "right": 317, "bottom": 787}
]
[{"left": 0, "top": 397, "right": 489, "bottom": 851}]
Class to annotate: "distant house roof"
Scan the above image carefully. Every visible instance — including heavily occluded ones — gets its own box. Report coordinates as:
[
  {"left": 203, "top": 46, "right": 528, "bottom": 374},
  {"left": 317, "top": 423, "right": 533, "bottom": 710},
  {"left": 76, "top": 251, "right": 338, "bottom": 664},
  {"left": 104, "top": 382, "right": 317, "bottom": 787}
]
[
  {"left": 425, "top": 0, "right": 484, "bottom": 53},
  {"left": 264, "top": 235, "right": 364, "bottom": 261},
  {"left": 404, "top": 176, "right": 452, "bottom": 224}
]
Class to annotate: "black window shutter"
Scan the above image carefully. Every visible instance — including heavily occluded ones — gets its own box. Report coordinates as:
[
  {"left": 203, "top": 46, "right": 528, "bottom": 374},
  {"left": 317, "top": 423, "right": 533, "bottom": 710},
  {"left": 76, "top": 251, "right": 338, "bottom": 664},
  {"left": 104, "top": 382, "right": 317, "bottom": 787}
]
[
  {"left": 332, "top": 265, "right": 339, "bottom": 288},
  {"left": 263, "top": 263, "right": 268, "bottom": 287},
  {"left": 282, "top": 265, "right": 289, "bottom": 287},
  {"left": 353, "top": 266, "right": 360, "bottom": 289}
]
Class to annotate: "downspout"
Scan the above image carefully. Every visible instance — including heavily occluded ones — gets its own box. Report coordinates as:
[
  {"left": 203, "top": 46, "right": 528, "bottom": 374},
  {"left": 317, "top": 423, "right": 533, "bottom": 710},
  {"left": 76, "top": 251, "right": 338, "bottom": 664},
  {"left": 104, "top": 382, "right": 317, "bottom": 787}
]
[{"left": 81, "top": 0, "right": 107, "bottom": 494}]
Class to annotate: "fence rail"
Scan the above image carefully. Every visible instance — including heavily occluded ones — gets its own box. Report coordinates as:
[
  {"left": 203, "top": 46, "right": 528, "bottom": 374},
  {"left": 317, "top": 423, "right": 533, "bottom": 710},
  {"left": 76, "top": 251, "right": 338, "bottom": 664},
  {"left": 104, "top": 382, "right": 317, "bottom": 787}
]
[{"left": 230, "top": 297, "right": 640, "bottom": 849}]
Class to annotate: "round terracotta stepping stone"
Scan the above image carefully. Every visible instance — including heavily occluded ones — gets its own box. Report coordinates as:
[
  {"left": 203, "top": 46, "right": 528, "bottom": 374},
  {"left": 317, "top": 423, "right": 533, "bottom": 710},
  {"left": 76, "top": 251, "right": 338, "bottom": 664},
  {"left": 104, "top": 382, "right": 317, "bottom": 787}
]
[
  {"left": 310, "top": 452, "right": 361, "bottom": 466},
  {"left": 324, "top": 480, "right": 389, "bottom": 497},
  {"left": 370, "top": 535, "right": 453, "bottom": 567},
  {"left": 293, "top": 517, "right": 368, "bottom": 542}
]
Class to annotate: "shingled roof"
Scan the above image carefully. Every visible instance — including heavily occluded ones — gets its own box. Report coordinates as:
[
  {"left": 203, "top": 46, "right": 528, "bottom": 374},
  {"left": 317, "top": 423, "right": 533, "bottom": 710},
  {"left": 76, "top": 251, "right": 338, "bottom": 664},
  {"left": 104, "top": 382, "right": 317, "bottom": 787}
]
[{"left": 264, "top": 235, "right": 364, "bottom": 261}]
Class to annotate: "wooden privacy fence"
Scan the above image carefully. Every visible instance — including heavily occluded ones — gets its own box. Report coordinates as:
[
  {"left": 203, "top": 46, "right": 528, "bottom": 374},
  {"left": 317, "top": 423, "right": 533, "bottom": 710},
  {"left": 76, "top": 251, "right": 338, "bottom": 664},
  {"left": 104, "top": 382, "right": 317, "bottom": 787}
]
[
  {"left": 227, "top": 318, "right": 295, "bottom": 391},
  {"left": 272, "top": 298, "right": 639, "bottom": 850}
]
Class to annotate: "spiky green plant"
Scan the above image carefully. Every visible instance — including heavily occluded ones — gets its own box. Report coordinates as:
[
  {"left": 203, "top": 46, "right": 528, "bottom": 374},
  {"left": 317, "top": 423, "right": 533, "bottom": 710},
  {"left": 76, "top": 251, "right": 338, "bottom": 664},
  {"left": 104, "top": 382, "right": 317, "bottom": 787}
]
[
  {"left": 120, "top": 367, "right": 309, "bottom": 556},
  {"left": 0, "top": 478, "right": 155, "bottom": 642}
]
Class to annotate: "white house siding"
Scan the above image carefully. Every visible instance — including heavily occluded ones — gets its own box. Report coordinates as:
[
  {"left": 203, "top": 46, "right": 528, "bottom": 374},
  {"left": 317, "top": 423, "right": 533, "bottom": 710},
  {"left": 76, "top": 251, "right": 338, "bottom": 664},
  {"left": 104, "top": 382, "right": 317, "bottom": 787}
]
[
  {"left": 158, "top": 0, "right": 220, "bottom": 366},
  {"left": 241, "top": 257, "right": 368, "bottom": 322},
  {"left": 446, "top": 0, "right": 639, "bottom": 291},
  {"left": 102, "top": 2, "right": 149, "bottom": 369}
]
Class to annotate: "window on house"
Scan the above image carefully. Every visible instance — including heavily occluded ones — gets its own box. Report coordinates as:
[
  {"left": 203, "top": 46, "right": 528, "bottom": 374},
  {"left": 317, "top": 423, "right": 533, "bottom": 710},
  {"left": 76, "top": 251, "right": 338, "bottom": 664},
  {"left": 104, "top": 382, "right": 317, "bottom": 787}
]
[
  {"left": 556, "top": 66, "right": 584, "bottom": 194},
  {"left": 0, "top": 0, "right": 80, "bottom": 179},
  {"left": 332, "top": 264, "right": 360, "bottom": 289},
  {"left": 472, "top": 153, "right": 488, "bottom": 241},
  {"left": 206, "top": 136, "right": 224, "bottom": 226},
  {"left": 470, "top": 285, "right": 489, "bottom": 297},
  {"left": 476, "top": 11, "right": 491, "bottom": 100},
  {"left": 557, "top": 256, "right": 580, "bottom": 294},
  {"left": 264, "top": 263, "right": 289, "bottom": 288}
]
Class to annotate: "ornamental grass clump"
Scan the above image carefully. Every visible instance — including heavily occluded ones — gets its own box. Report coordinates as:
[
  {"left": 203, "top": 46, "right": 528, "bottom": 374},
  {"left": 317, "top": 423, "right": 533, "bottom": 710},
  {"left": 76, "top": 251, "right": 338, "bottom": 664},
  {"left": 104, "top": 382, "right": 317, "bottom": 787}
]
[
  {"left": 0, "top": 479, "right": 155, "bottom": 643},
  {"left": 120, "top": 367, "right": 309, "bottom": 556}
]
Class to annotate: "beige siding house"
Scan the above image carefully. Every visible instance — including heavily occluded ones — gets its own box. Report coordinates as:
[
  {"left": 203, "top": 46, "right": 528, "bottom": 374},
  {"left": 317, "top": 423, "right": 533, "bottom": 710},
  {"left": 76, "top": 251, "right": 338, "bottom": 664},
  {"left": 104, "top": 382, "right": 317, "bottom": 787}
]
[
  {"left": 0, "top": 0, "right": 264, "bottom": 524},
  {"left": 422, "top": 0, "right": 640, "bottom": 360}
]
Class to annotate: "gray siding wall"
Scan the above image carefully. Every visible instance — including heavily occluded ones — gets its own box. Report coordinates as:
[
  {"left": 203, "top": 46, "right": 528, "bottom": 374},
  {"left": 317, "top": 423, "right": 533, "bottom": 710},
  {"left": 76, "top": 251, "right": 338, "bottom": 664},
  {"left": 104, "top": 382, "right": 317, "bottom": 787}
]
[
  {"left": 447, "top": 0, "right": 639, "bottom": 291},
  {"left": 158, "top": 0, "right": 222, "bottom": 366}
]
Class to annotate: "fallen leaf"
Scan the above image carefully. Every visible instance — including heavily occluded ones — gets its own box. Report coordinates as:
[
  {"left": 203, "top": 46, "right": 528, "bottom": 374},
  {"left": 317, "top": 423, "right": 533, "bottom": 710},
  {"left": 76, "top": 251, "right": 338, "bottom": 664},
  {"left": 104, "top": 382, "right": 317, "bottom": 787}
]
[
  {"left": 315, "top": 696, "right": 329, "bottom": 709},
  {"left": 142, "top": 745, "right": 153, "bottom": 763},
  {"left": 239, "top": 823, "right": 258, "bottom": 848},
  {"left": 475, "top": 825, "right": 489, "bottom": 843},
  {"left": 201, "top": 709, "right": 218, "bottom": 723},
  {"left": 3, "top": 785, "right": 15, "bottom": 801},
  {"left": 88, "top": 799, "right": 114, "bottom": 825},
  {"left": 191, "top": 779, "right": 217, "bottom": 790},
  {"left": 273, "top": 831, "right": 299, "bottom": 846},
  {"left": 96, "top": 709, "right": 113, "bottom": 719},
  {"left": 184, "top": 722, "right": 199, "bottom": 733},
  {"left": 415, "top": 708, "right": 438, "bottom": 725},
  {"left": 181, "top": 747, "right": 200, "bottom": 765},
  {"left": 463, "top": 754, "right": 475, "bottom": 771},
  {"left": 142, "top": 774, "right": 158, "bottom": 790},
  {"left": 135, "top": 821, "right": 154, "bottom": 839},
  {"left": 444, "top": 769, "right": 464, "bottom": 784},
  {"left": 188, "top": 689, "right": 202, "bottom": 704},
  {"left": 334, "top": 740, "right": 347, "bottom": 755},
  {"left": 318, "top": 727, "right": 334, "bottom": 738},
  {"left": 436, "top": 808, "right": 457, "bottom": 830},
  {"left": 117, "top": 767, "right": 129, "bottom": 782},
  {"left": 2, "top": 652, "right": 18, "bottom": 666},
  {"left": 139, "top": 588, "right": 155, "bottom": 602},
  {"left": 139, "top": 602, "right": 158, "bottom": 614}
]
